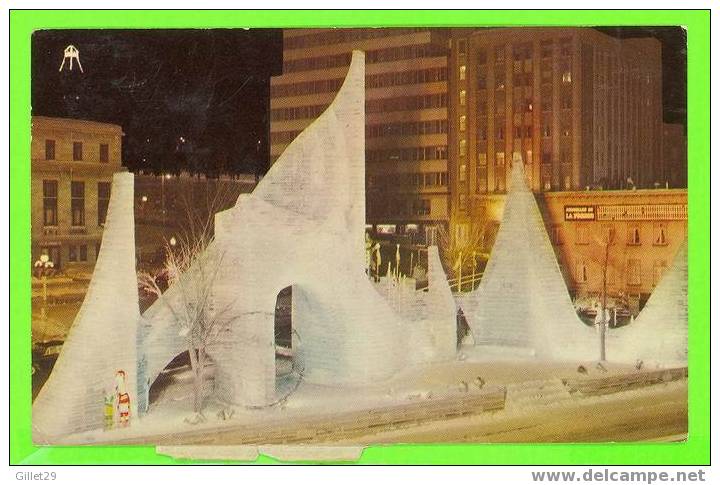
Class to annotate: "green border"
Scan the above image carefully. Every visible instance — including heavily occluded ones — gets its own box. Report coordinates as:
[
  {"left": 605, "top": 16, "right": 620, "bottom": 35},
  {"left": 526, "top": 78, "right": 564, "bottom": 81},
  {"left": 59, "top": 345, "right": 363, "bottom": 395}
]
[{"left": 10, "top": 9, "right": 710, "bottom": 465}]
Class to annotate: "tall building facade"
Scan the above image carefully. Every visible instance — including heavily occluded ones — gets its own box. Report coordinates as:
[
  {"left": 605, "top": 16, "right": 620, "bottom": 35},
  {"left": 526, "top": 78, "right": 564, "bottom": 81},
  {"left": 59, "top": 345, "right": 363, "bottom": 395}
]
[
  {"left": 448, "top": 28, "right": 664, "bottom": 237},
  {"left": 31, "top": 116, "right": 124, "bottom": 271},
  {"left": 269, "top": 28, "right": 450, "bottom": 244},
  {"left": 662, "top": 123, "right": 688, "bottom": 188}
]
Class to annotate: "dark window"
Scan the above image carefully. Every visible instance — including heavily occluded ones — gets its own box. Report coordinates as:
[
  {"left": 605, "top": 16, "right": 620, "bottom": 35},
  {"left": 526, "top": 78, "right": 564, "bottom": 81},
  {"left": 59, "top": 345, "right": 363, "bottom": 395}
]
[
  {"left": 71, "top": 181, "right": 85, "bottom": 226},
  {"left": 99, "top": 144, "right": 109, "bottom": 163},
  {"left": 69, "top": 245, "right": 77, "bottom": 262},
  {"left": 42, "top": 180, "right": 58, "bottom": 226},
  {"left": 73, "top": 142, "right": 83, "bottom": 161},
  {"left": 45, "top": 140, "right": 55, "bottom": 160},
  {"left": 79, "top": 245, "right": 88, "bottom": 262},
  {"left": 97, "top": 182, "right": 111, "bottom": 226}
]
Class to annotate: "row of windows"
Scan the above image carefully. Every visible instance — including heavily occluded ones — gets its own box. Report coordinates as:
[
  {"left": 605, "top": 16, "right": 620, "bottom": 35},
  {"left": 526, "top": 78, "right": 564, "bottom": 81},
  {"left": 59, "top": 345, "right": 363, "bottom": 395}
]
[
  {"left": 366, "top": 145, "right": 448, "bottom": 163},
  {"left": 284, "top": 28, "right": 430, "bottom": 50},
  {"left": 270, "top": 130, "right": 302, "bottom": 145},
  {"left": 283, "top": 44, "right": 447, "bottom": 73},
  {"left": 367, "top": 119, "right": 448, "bottom": 138},
  {"left": 366, "top": 93, "right": 447, "bottom": 113},
  {"left": 563, "top": 224, "right": 670, "bottom": 247},
  {"left": 575, "top": 258, "right": 667, "bottom": 287},
  {"left": 368, "top": 171, "right": 448, "bottom": 189},
  {"left": 43, "top": 139, "right": 110, "bottom": 163},
  {"left": 464, "top": 38, "right": 573, "bottom": 66},
  {"left": 370, "top": 197, "right": 433, "bottom": 217},
  {"left": 39, "top": 243, "right": 100, "bottom": 267},
  {"left": 270, "top": 94, "right": 448, "bottom": 122},
  {"left": 42, "top": 180, "right": 110, "bottom": 227},
  {"left": 271, "top": 67, "right": 448, "bottom": 98}
]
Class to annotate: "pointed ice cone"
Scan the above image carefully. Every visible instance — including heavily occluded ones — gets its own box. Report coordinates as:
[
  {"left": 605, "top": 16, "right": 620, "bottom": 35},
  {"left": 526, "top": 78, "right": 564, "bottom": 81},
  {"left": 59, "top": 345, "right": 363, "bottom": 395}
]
[
  {"left": 33, "top": 172, "right": 139, "bottom": 442},
  {"left": 461, "top": 153, "right": 596, "bottom": 361},
  {"left": 611, "top": 240, "right": 687, "bottom": 365}
]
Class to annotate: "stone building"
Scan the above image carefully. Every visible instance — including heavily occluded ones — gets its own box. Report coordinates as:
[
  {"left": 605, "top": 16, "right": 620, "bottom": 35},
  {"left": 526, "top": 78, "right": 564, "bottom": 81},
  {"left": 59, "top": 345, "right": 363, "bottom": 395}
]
[
  {"left": 31, "top": 116, "right": 124, "bottom": 271},
  {"left": 463, "top": 187, "right": 688, "bottom": 312},
  {"left": 269, "top": 28, "right": 451, "bottom": 245}
]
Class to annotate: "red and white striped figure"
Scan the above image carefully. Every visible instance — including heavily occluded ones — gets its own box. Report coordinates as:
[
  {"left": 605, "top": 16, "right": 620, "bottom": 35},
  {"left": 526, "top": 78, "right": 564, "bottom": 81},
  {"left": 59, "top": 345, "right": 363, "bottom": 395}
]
[{"left": 115, "top": 370, "right": 131, "bottom": 427}]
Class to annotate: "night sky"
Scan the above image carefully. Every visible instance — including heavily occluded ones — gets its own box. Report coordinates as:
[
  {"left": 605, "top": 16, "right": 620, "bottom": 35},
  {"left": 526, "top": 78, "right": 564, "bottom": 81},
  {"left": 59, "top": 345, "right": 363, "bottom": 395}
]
[
  {"left": 31, "top": 27, "right": 686, "bottom": 176},
  {"left": 32, "top": 29, "right": 283, "bottom": 176}
]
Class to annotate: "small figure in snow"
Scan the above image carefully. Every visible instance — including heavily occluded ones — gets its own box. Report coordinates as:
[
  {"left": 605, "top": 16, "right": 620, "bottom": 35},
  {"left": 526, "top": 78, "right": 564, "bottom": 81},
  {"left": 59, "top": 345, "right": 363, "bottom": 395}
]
[
  {"left": 459, "top": 381, "right": 469, "bottom": 393},
  {"left": 115, "top": 370, "right": 131, "bottom": 427},
  {"left": 596, "top": 362, "right": 607, "bottom": 373},
  {"left": 635, "top": 359, "right": 644, "bottom": 371},
  {"left": 577, "top": 365, "right": 588, "bottom": 375},
  {"left": 474, "top": 376, "right": 486, "bottom": 389}
]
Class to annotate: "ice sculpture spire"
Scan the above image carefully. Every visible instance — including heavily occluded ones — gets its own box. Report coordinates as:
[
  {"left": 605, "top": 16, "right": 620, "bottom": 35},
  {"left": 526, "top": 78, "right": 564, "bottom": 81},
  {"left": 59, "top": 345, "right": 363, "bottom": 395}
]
[
  {"left": 461, "top": 154, "right": 595, "bottom": 360},
  {"left": 612, "top": 240, "right": 687, "bottom": 365},
  {"left": 33, "top": 172, "right": 139, "bottom": 442}
]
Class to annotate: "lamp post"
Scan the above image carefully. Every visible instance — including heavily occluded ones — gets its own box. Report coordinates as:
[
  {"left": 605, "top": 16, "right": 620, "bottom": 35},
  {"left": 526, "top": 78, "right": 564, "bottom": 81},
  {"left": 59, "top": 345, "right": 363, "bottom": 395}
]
[{"left": 34, "top": 254, "right": 55, "bottom": 322}]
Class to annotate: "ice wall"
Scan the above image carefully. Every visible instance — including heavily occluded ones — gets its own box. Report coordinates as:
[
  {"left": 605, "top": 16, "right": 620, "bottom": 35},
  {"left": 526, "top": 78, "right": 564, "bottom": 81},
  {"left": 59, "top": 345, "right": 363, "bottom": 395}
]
[
  {"left": 33, "top": 173, "right": 139, "bottom": 442},
  {"left": 461, "top": 156, "right": 596, "bottom": 361},
  {"left": 209, "top": 51, "right": 408, "bottom": 406},
  {"left": 611, "top": 241, "right": 688, "bottom": 365}
]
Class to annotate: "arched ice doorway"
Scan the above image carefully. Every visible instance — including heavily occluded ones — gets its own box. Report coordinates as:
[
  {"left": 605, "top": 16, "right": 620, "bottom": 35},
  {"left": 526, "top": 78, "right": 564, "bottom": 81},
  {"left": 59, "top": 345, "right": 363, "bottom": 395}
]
[{"left": 274, "top": 285, "right": 301, "bottom": 400}]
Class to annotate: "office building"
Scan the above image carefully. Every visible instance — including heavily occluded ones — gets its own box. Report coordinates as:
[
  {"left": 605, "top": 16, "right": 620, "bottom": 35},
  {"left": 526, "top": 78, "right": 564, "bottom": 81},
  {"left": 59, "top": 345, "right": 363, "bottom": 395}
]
[
  {"left": 448, "top": 28, "right": 665, "bottom": 236},
  {"left": 31, "top": 116, "right": 124, "bottom": 271},
  {"left": 270, "top": 28, "right": 450, "bottom": 244}
]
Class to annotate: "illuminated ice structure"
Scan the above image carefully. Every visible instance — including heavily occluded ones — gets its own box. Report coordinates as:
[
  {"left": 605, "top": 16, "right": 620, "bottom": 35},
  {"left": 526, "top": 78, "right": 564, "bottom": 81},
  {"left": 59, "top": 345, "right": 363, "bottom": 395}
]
[
  {"left": 460, "top": 155, "right": 596, "bottom": 361},
  {"left": 33, "top": 173, "right": 139, "bottom": 442},
  {"left": 611, "top": 241, "right": 688, "bottom": 365},
  {"left": 34, "top": 51, "right": 457, "bottom": 441},
  {"left": 141, "top": 50, "right": 455, "bottom": 407}
]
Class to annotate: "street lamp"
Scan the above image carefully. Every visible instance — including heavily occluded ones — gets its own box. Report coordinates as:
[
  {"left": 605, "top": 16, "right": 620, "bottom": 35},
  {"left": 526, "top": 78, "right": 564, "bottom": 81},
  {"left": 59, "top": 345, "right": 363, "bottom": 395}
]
[{"left": 34, "top": 254, "right": 55, "bottom": 322}]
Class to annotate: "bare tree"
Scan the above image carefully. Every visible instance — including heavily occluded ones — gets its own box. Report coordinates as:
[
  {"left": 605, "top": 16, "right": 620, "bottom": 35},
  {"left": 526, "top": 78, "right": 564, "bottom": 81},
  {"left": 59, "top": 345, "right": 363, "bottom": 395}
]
[
  {"left": 138, "top": 180, "right": 238, "bottom": 418},
  {"left": 588, "top": 228, "right": 624, "bottom": 362},
  {"left": 437, "top": 224, "right": 490, "bottom": 292}
]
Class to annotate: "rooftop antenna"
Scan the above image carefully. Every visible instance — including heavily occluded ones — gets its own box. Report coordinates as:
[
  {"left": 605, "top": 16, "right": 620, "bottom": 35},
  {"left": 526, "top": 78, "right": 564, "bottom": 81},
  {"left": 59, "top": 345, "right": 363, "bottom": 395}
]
[{"left": 59, "top": 45, "right": 83, "bottom": 73}]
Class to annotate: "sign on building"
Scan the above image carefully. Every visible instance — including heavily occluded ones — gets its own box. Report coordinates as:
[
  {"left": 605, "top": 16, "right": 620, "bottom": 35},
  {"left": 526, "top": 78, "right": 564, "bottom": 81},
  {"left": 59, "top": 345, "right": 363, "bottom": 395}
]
[{"left": 565, "top": 205, "right": 596, "bottom": 221}]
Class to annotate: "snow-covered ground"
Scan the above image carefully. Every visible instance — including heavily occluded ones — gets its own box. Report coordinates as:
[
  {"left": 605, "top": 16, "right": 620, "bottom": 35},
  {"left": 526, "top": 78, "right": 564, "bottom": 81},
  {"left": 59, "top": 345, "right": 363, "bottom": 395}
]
[{"left": 57, "top": 350, "right": 678, "bottom": 445}]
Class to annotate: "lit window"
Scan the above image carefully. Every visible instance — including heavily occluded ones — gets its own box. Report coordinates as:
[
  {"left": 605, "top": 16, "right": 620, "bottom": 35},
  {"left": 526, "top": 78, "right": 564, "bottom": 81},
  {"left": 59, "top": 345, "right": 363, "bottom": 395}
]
[
  {"left": 602, "top": 225, "right": 616, "bottom": 245},
  {"left": 459, "top": 139, "right": 467, "bottom": 156},
  {"left": 73, "top": 141, "right": 83, "bottom": 161},
  {"left": 653, "top": 223, "right": 668, "bottom": 245},
  {"left": 627, "top": 226, "right": 641, "bottom": 245},
  {"left": 458, "top": 194, "right": 467, "bottom": 211},
  {"left": 552, "top": 226, "right": 563, "bottom": 245},
  {"left": 627, "top": 259, "right": 641, "bottom": 286},
  {"left": 99, "top": 143, "right": 109, "bottom": 163},
  {"left": 575, "top": 225, "right": 589, "bottom": 245},
  {"left": 459, "top": 90, "right": 467, "bottom": 106},
  {"left": 71, "top": 181, "right": 85, "bottom": 226},
  {"left": 43, "top": 180, "right": 58, "bottom": 226},
  {"left": 45, "top": 140, "right": 56, "bottom": 160},
  {"left": 97, "top": 182, "right": 111, "bottom": 226},
  {"left": 562, "top": 71, "right": 572, "bottom": 83},
  {"left": 459, "top": 65, "right": 466, "bottom": 80},
  {"left": 576, "top": 260, "right": 588, "bottom": 283},
  {"left": 459, "top": 163, "right": 467, "bottom": 182},
  {"left": 459, "top": 115, "right": 467, "bottom": 132}
]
